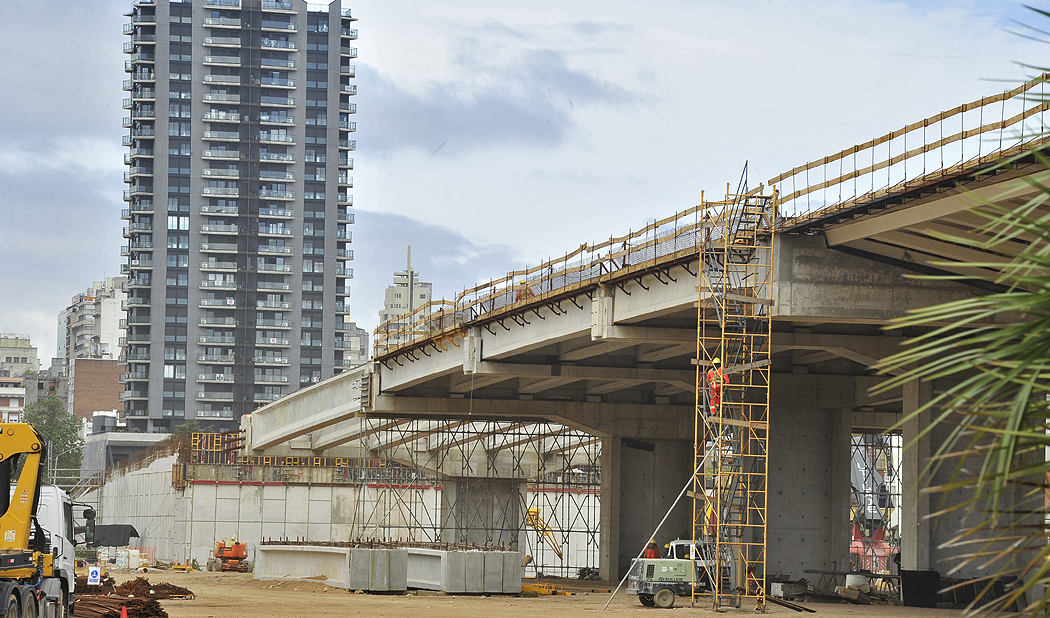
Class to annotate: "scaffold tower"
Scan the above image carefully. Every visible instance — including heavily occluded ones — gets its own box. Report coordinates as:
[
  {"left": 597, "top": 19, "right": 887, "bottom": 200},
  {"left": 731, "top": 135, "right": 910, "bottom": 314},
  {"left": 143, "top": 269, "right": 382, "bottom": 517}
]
[{"left": 692, "top": 175, "right": 775, "bottom": 610}]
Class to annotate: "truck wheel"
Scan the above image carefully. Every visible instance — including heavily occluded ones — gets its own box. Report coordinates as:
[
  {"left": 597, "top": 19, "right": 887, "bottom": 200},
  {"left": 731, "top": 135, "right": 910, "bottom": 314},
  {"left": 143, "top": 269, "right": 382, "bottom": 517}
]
[
  {"left": 20, "top": 594, "right": 34, "bottom": 618},
  {"left": 6, "top": 594, "right": 19, "bottom": 618},
  {"left": 654, "top": 588, "right": 675, "bottom": 609},
  {"left": 639, "top": 594, "right": 655, "bottom": 606}
]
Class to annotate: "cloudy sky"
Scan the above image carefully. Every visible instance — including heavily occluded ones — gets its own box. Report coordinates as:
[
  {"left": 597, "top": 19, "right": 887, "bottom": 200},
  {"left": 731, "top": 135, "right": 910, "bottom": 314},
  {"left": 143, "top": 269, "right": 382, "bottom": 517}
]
[{"left": 0, "top": 0, "right": 1044, "bottom": 365}]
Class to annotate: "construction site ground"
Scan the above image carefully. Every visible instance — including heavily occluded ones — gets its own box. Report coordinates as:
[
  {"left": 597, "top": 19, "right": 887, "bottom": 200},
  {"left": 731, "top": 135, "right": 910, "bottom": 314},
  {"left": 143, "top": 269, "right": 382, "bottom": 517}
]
[{"left": 107, "top": 571, "right": 979, "bottom": 618}]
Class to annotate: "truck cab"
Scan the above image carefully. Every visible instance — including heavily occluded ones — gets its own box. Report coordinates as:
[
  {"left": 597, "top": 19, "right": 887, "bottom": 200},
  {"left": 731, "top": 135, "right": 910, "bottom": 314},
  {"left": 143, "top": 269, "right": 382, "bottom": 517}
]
[{"left": 34, "top": 486, "right": 76, "bottom": 618}]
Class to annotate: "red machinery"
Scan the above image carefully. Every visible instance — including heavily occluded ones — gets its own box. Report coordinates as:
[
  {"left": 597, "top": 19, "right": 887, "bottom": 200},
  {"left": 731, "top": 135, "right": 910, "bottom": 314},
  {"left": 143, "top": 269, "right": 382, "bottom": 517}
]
[{"left": 215, "top": 537, "right": 249, "bottom": 572}]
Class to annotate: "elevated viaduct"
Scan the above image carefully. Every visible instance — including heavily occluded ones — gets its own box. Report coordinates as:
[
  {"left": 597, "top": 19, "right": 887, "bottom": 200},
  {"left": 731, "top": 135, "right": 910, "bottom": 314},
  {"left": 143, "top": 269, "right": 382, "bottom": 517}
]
[{"left": 246, "top": 76, "right": 1050, "bottom": 581}]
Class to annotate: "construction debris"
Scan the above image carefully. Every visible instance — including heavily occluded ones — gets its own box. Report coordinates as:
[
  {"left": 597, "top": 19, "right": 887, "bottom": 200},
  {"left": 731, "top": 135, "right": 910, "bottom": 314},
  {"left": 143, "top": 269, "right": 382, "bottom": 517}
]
[
  {"left": 115, "top": 577, "right": 195, "bottom": 599},
  {"left": 76, "top": 574, "right": 117, "bottom": 595},
  {"left": 75, "top": 597, "right": 168, "bottom": 618}
]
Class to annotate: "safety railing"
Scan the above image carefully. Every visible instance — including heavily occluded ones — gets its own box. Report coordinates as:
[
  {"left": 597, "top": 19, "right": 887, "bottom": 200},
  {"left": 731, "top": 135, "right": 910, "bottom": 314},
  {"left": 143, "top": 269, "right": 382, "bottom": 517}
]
[
  {"left": 770, "top": 73, "right": 1050, "bottom": 224},
  {"left": 374, "top": 199, "right": 756, "bottom": 356}
]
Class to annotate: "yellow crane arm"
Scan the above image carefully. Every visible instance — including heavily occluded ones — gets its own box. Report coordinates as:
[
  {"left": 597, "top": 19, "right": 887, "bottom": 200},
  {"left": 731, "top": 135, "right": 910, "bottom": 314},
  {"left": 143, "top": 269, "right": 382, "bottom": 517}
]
[{"left": 525, "top": 508, "right": 563, "bottom": 560}]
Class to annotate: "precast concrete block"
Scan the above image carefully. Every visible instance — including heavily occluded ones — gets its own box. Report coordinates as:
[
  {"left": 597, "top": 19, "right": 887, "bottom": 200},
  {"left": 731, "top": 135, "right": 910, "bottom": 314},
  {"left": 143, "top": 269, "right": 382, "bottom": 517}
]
[
  {"left": 405, "top": 548, "right": 443, "bottom": 590},
  {"left": 349, "top": 548, "right": 371, "bottom": 590},
  {"left": 483, "top": 552, "right": 503, "bottom": 593},
  {"left": 444, "top": 550, "right": 466, "bottom": 593},
  {"left": 389, "top": 549, "right": 408, "bottom": 591},
  {"left": 255, "top": 546, "right": 351, "bottom": 589},
  {"left": 503, "top": 552, "right": 522, "bottom": 593},
  {"left": 371, "top": 548, "right": 390, "bottom": 591},
  {"left": 464, "top": 552, "right": 483, "bottom": 593}
]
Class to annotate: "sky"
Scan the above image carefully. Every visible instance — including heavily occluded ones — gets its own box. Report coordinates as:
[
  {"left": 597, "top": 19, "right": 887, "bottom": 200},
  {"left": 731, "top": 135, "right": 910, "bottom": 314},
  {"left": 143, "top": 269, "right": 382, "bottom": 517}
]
[{"left": 0, "top": 0, "right": 1045, "bottom": 366}]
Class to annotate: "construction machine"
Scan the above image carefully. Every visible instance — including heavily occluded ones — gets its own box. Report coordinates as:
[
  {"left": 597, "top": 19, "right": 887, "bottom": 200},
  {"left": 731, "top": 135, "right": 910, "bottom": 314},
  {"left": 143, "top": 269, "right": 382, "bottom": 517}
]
[
  {"left": 0, "top": 423, "right": 78, "bottom": 617},
  {"left": 214, "top": 537, "right": 249, "bottom": 572}
]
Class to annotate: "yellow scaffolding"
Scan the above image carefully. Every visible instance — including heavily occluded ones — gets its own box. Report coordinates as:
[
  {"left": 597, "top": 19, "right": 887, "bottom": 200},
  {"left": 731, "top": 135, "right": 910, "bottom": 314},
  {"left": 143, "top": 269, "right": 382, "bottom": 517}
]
[{"left": 691, "top": 182, "right": 775, "bottom": 610}]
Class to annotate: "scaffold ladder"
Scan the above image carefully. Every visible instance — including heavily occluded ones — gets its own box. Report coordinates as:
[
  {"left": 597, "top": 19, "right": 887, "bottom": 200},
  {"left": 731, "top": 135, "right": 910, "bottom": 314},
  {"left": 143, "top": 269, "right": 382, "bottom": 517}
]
[{"left": 692, "top": 177, "right": 775, "bottom": 610}]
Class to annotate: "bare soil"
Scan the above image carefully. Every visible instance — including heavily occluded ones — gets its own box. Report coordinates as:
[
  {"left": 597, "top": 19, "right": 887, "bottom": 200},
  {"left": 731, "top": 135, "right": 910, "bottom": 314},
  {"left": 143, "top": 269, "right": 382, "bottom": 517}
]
[{"left": 105, "top": 571, "right": 976, "bottom": 618}]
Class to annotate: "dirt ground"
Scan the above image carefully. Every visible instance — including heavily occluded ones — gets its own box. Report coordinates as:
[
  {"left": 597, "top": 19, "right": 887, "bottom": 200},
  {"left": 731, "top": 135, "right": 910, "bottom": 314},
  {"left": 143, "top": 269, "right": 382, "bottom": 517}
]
[{"left": 104, "top": 571, "right": 978, "bottom": 618}]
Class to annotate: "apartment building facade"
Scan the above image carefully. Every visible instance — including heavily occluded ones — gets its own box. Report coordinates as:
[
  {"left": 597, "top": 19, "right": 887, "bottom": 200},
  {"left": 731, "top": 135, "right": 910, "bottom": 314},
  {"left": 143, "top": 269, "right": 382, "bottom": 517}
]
[
  {"left": 121, "top": 0, "right": 357, "bottom": 432},
  {"left": 60, "top": 277, "right": 127, "bottom": 366}
]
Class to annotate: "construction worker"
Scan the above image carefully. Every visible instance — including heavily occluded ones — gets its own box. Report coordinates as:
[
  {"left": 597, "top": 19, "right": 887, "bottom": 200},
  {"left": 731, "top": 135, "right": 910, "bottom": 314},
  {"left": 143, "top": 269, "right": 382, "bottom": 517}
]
[
  {"left": 706, "top": 358, "right": 725, "bottom": 413},
  {"left": 515, "top": 279, "right": 535, "bottom": 302},
  {"left": 643, "top": 539, "right": 660, "bottom": 559},
  {"left": 663, "top": 542, "right": 672, "bottom": 559}
]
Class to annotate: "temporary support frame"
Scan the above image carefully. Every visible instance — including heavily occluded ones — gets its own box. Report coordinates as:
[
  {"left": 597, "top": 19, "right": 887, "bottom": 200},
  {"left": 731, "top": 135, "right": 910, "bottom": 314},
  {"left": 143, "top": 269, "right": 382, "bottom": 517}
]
[{"left": 692, "top": 177, "right": 775, "bottom": 610}]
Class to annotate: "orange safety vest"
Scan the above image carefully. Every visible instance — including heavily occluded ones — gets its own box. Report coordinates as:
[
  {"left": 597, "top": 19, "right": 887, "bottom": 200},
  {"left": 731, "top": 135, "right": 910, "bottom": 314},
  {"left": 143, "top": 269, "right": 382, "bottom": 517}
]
[{"left": 706, "top": 366, "right": 725, "bottom": 392}]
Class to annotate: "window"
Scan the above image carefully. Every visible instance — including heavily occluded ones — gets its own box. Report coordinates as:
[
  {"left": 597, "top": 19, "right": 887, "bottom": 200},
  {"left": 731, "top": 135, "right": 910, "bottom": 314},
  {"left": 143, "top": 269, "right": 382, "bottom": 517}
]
[
  {"left": 168, "top": 216, "right": 189, "bottom": 231},
  {"left": 163, "top": 364, "right": 186, "bottom": 379}
]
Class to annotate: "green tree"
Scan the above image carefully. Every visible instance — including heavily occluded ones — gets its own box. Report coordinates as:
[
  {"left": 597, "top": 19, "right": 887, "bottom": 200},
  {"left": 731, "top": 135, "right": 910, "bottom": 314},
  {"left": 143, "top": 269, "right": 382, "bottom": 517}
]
[
  {"left": 21, "top": 396, "right": 83, "bottom": 481},
  {"left": 874, "top": 149, "right": 1050, "bottom": 613}
]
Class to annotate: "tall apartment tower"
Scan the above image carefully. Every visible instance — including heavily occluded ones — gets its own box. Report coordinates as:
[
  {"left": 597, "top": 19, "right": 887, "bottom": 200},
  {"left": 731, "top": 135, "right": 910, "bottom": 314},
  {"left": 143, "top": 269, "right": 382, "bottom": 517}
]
[
  {"left": 377, "top": 247, "right": 432, "bottom": 351},
  {"left": 121, "top": 0, "right": 357, "bottom": 432},
  {"left": 60, "top": 277, "right": 128, "bottom": 366}
]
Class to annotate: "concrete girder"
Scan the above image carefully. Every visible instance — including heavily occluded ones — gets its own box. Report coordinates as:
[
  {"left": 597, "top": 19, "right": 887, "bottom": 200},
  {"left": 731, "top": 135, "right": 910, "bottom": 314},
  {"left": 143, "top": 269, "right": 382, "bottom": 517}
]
[
  {"left": 917, "top": 221, "right": 1028, "bottom": 257},
  {"left": 546, "top": 436, "right": 601, "bottom": 456},
  {"left": 837, "top": 238, "right": 997, "bottom": 280},
  {"left": 379, "top": 334, "right": 465, "bottom": 392},
  {"left": 431, "top": 422, "right": 530, "bottom": 450},
  {"left": 792, "top": 350, "right": 838, "bottom": 364},
  {"left": 560, "top": 340, "right": 637, "bottom": 361},
  {"left": 249, "top": 363, "right": 370, "bottom": 451},
  {"left": 473, "top": 361, "right": 694, "bottom": 392},
  {"left": 483, "top": 301, "right": 591, "bottom": 360},
  {"left": 593, "top": 325, "right": 695, "bottom": 344},
  {"left": 311, "top": 418, "right": 413, "bottom": 452},
  {"left": 517, "top": 377, "right": 582, "bottom": 395},
  {"left": 487, "top": 426, "right": 576, "bottom": 453},
  {"left": 874, "top": 229, "right": 1015, "bottom": 267},
  {"left": 824, "top": 172, "right": 1050, "bottom": 247},
  {"left": 586, "top": 379, "right": 648, "bottom": 396},
  {"left": 367, "top": 420, "right": 470, "bottom": 452},
  {"left": 449, "top": 373, "right": 513, "bottom": 394},
  {"left": 636, "top": 344, "right": 695, "bottom": 363}
]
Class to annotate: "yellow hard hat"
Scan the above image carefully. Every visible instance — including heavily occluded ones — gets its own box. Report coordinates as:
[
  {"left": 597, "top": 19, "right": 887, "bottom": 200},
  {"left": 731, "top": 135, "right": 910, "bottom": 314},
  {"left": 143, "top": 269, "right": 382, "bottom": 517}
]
[
  {"left": 712, "top": 357, "right": 720, "bottom": 365},
  {"left": 664, "top": 543, "right": 671, "bottom": 548},
  {"left": 520, "top": 279, "right": 526, "bottom": 284},
  {"left": 650, "top": 539, "right": 656, "bottom": 544}
]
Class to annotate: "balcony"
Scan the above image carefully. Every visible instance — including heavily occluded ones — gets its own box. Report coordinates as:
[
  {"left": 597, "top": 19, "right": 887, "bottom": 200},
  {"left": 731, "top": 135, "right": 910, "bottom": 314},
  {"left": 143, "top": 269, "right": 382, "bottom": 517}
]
[
  {"left": 258, "top": 226, "right": 293, "bottom": 237},
  {"left": 131, "top": 71, "right": 156, "bottom": 82},
  {"left": 125, "top": 351, "right": 151, "bottom": 361},
  {"left": 203, "top": 55, "right": 241, "bottom": 66},
  {"left": 200, "top": 316, "right": 237, "bottom": 326},
  {"left": 203, "top": 75, "right": 242, "bottom": 86},
  {"left": 131, "top": 34, "right": 157, "bottom": 44},
  {"left": 198, "top": 373, "right": 235, "bottom": 383},
  {"left": 200, "top": 261, "right": 238, "bottom": 271},
  {"left": 340, "top": 47, "right": 358, "bottom": 58},
  {"left": 338, "top": 156, "right": 353, "bottom": 169},
  {"left": 132, "top": 15, "right": 156, "bottom": 24},
  {"left": 202, "top": 130, "right": 239, "bottom": 141},
  {"left": 204, "top": 17, "right": 241, "bottom": 28},
  {"left": 253, "top": 393, "right": 283, "bottom": 402},
  {"left": 337, "top": 194, "right": 352, "bottom": 205},
  {"left": 201, "top": 169, "right": 240, "bottom": 180},
  {"left": 200, "top": 298, "right": 237, "bottom": 308},
  {"left": 256, "top": 300, "right": 291, "bottom": 309},
  {"left": 202, "top": 150, "right": 240, "bottom": 160},
  {"left": 336, "top": 249, "right": 353, "bottom": 259},
  {"left": 196, "top": 409, "right": 235, "bottom": 419},
  {"left": 122, "top": 371, "right": 150, "bottom": 382},
  {"left": 335, "top": 302, "right": 350, "bottom": 313},
  {"left": 258, "top": 206, "right": 293, "bottom": 217},
  {"left": 128, "top": 147, "right": 154, "bottom": 159},
  {"left": 336, "top": 229, "right": 351, "bottom": 241},
  {"left": 202, "top": 93, "right": 240, "bottom": 103},
  {"left": 255, "top": 337, "right": 290, "bottom": 347},
  {"left": 262, "top": 0, "right": 293, "bottom": 11},
  {"left": 203, "top": 36, "right": 242, "bottom": 47},
  {"left": 256, "top": 281, "right": 292, "bottom": 291},
  {"left": 197, "top": 392, "right": 235, "bottom": 402},
  {"left": 127, "top": 185, "right": 153, "bottom": 197},
  {"left": 126, "top": 276, "right": 151, "bottom": 288},
  {"left": 127, "top": 221, "right": 153, "bottom": 233},
  {"left": 259, "top": 152, "right": 294, "bottom": 162},
  {"left": 337, "top": 210, "right": 353, "bottom": 223},
  {"left": 131, "top": 89, "right": 156, "bottom": 101},
  {"left": 125, "top": 258, "right": 154, "bottom": 270},
  {"left": 341, "top": 28, "right": 358, "bottom": 39},
  {"left": 339, "top": 121, "right": 356, "bottom": 131},
  {"left": 201, "top": 187, "right": 240, "bottom": 197},
  {"left": 258, "top": 190, "right": 294, "bottom": 201},
  {"left": 200, "top": 204, "right": 239, "bottom": 215},
  {"left": 340, "top": 65, "right": 355, "bottom": 77},
  {"left": 338, "top": 176, "right": 353, "bottom": 187},
  {"left": 256, "top": 318, "right": 291, "bottom": 328},
  {"left": 199, "top": 335, "right": 236, "bottom": 344},
  {"left": 200, "top": 242, "right": 238, "bottom": 253},
  {"left": 199, "top": 354, "right": 236, "bottom": 364},
  {"left": 257, "top": 245, "right": 292, "bottom": 254},
  {"left": 200, "top": 223, "right": 239, "bottom": 234},
  {"left": 261, "top": 20, "right": 296, "bottom": 31},
  {"left": 260, "top": 39, "right": 296, "bottom": 50},
  {"left": 126, "top": 315, "right": 151, "bottom": 324},
  {"left": 254, "top": 374, "right": 289, "bottom": 383},
  {"left": 338, "top": 139, "right": 356, "bottom": 150},
  {"left": 252, "top": 356, "right": 289, "bottom": 366},
  {"left": 119, "top": 391, "right": 148, "bottom": 402},
  {"left": 131, "top": 127, "right": 156, "bottom": 138},
  {"left": 125, "top": 333, "right": 151, "bottom": 343},
  {"left": 257, "top": 263, "right": 291, "bottom": 273},
  {"left": 202, "top": 111, "right": 240, "bottom": 122},
  {"left": 334, "top": 339, "right": 354, "bottom": 350},
  {"left": 260, "top": 96, "right": 295, "bottom": 107},
  {"left": 260, "top": 58, "right": 296, "bottom": 69},
  {"left": 259, "top": 114, "right": 294, "bottom": 125},
  {"left": 206, "top": 0, "right": 240, "bottom": 6},
  {"left": 259, "top": 133, "right": 294, "bottom": 144},
  {"left": 200, "top": 279, "right": 238, "bottom": 289},
  {"left": 335, "top": 267, "right": 353, "bottom": 278}
]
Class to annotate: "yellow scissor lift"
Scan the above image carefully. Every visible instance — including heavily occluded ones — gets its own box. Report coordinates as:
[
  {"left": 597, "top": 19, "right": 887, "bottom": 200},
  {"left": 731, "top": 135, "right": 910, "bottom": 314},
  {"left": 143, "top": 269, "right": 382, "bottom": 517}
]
[{"left": 691, "top": 183, "right": 775, "bottom": 611}]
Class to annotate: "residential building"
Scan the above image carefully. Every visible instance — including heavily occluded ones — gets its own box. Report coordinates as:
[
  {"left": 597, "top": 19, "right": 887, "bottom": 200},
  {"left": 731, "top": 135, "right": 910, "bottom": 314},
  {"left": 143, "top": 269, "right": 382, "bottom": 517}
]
[
  {"left": 0, "top": 335, "right": 38, "bottom": 377},
  {"left": 70, "top": 359, "right": 123, "bottom": 421},
  {"left": 60, "top": 277, "right": 127, "bottom": 366},
  {"left": 377, "top": 247, "right": 432, "bottom": 351},
  {"left": 0, "top": 377, "right": 25, "bottom": 423},
  {"left": 24, "top": 363, "right": 69, "bottom": 408},
  {"left": 121, "top": 0, "right": 358, "bottom": 432}
]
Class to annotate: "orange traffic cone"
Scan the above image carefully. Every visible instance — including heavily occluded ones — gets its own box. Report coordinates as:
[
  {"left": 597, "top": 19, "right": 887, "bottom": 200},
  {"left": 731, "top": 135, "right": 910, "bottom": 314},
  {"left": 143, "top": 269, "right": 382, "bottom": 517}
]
[{"left": 120, "top": 607, "right": 128, "bottom": 618}]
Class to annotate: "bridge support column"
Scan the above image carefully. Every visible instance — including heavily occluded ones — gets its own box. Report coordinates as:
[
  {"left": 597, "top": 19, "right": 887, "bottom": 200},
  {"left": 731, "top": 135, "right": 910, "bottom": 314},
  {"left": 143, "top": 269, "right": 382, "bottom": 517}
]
[
  {"left": 598, "top": 437, "right": 620, "bottom": 581},
  {"left": 440, "top": 478, "right": 526, "bottom": 548},
  {"left": 901, "top": 378, "right": 931, "bottom": 571}
]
